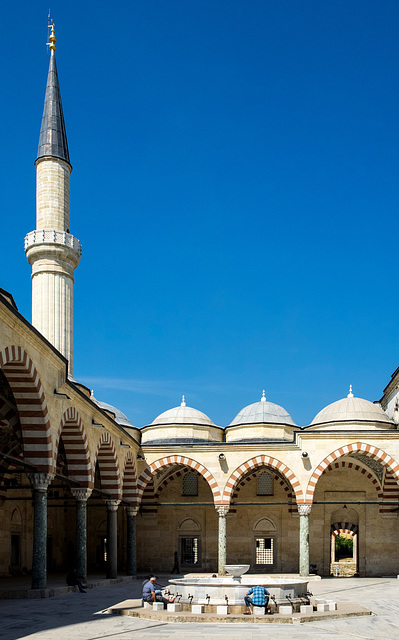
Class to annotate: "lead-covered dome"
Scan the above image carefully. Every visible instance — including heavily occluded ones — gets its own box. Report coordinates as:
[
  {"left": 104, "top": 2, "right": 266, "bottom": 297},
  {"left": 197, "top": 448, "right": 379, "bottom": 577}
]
[
  {"left": 141, "top": 396, "right": 223, "bottom": 444},
  {"left": 225, "top": 391, "right": 297, "bottom": 442},
  {"left": 310, "top": 387, "right": 394, "bottom": 430}
]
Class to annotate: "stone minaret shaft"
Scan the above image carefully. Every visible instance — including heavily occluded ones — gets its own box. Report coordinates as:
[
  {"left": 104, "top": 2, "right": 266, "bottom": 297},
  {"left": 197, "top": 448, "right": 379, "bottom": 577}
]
[{"left": 25, "top": 24, "right": 81, "bottom": 375}]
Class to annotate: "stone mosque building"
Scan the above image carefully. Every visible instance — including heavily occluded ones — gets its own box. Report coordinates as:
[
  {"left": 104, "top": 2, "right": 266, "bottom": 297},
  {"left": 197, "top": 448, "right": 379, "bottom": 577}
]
[{"left": 1, "top": 24, "right": 399, "bottom": 590}]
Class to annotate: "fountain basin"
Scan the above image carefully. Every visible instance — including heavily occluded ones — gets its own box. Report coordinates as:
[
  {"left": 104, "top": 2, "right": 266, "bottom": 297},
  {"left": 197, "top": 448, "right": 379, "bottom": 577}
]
[
  {"left": 168, "top": 575, "right": 308, "bottom": 606},
  {"left": 224, "top": 564, "right": 250, "bottom": 578}
]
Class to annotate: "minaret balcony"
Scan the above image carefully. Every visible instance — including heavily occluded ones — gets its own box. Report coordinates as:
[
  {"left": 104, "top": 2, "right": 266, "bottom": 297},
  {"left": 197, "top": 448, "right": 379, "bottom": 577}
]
[{"left": 24, "top": 229, "right": 82, "bottom": 255}]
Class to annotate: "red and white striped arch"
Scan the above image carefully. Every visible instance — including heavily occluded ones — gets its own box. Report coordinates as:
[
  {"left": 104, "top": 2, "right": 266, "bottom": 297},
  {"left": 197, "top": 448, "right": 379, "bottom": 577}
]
[
  {"left": 56, "top": 408, "right": 92, "bottom": 487},
  {"left": 222, "top": 456, "right": 304, "bottom": 505},
  {"left": 305, "top": 442, "right": 399, "bottom": 503},
  {"left": 229, "top": 468, "right": 295, "bottom": 514},
  {"left": 122, "top": 451, "right": 136, "bottom": 504},
  {"left": 134, "top": 456, "right": 221, "bottom": 507},
  {"left": 0, "top": 346, "right": 51, "bottom": 472},
  {"left": 94, "top": 432, "right": 121, "bottom": 500}
]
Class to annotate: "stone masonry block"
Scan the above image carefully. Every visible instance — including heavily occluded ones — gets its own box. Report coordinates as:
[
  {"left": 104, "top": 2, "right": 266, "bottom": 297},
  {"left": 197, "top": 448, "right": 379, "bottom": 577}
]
[
  {"left": 317, "top": 603, "right": 329, "bottom": 612},
  {"left": 152, "top": 602, "right": 164, "bottom": 611},
  {"left": 192, "top": 604, "right": 204, "bottom": 613},
  {"left": 143, "top": 602, "right": 152, "bottom": 609},
  {"left": 279, "top": 605, "right": 292, "bottom": 614},
  {"left": 216, "top": 605, "right": 229, "bottom": 614},
  {"left": 167, "top": 603, "right": 182, "bottom": 612},
  {"left": 326, "top": 601, "right": 337, "bottom": 610},
  {"left": 253, "top": 605, "right": 266, "bottom": 615},
  {"left": 300, "top": 604, "right": 313, "bottom": 614}
]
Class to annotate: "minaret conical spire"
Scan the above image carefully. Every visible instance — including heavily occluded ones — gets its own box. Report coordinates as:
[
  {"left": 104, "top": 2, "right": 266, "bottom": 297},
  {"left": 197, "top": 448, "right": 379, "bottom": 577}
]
[{"left": 36, "top": 22, "right": 70, "bottom": 166}]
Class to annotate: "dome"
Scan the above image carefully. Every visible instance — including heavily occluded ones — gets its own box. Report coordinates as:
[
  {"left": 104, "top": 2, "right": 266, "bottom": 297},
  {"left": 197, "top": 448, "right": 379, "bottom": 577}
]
[
  {"left": 91, "top": 394, "right": 136, "bottom": 428},
  {"left": 150, "top": 396, "right": 216, "bottom": 426},
  {"left": 229, "top": 391, "right": 296, "bottom": 427},
  {"left": 310, "top": 387, "right": 393, "bottom": 428}
]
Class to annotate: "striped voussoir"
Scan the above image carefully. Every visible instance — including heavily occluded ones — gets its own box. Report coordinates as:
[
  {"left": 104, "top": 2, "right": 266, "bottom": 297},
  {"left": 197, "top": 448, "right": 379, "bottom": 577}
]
[
  {"left": 379, "top": 469, "right": 399, "bottom": 515},
  {"left": 305, "top": 442, "right": 399, "bottom": 503},
  {"left": 323, "top": 459, "right": 383, "bottom": 497},
  {"left": 331, "top": 522, "right": 358, "bottom": 537},
  {"left": 56, "top": 408, "right": 92, "bottom": 487},
  {"left": 94, "top": 432, "right": 121, "bottom": 500},
  {"left": 134, "top": 456, "right": 221, "bottom": 508},
  {"left": 0, "top": 346, "right": 51, "bottom": 472},
  {"left": 222, "top": 455, "right": 304, "bottom": 506},
  {"left": 122, "top": 451, "right": 136, "bottom": 504},
  {"left": 157, "top": 465, "right": 200, "bottom": 498}
]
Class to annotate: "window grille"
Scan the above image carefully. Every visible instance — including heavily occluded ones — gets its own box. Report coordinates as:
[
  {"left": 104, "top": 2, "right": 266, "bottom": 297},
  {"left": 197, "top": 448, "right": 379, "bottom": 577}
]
[
  {"left": 181, "top": 537, "right": 199, "bottom": 564},
  {"left": 182, "top": 472, "right": 198, "bottom": 496},
  {"left": 255, "top": 537, "right": 274, "bottom": 565},
  {"left": 257, "top": 471, "right": 273, "bottom": 495}
]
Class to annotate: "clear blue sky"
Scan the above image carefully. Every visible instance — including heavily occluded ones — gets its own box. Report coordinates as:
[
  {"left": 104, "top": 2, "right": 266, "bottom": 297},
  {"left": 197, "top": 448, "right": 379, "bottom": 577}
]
[{"left": 2, "top": 1, "right": 399, "bottom": 428}]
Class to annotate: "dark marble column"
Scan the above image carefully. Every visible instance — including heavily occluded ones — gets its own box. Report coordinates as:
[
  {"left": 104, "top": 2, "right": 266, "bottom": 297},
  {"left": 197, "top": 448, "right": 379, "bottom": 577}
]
[
  {"left": 71, "top": 488, "right": 92, "bottom": 581},
  {"left": 27, "top": 473, "right": 54, "bottom": 590},
  {"left": 106, "top": 500, "right": 120, "bottom": 579},
  {"left": 126, "top": 506, "right": 137, "bottom": 575},
  {"left": 216, "top": 505, "right": 229, "bottom": 575}
]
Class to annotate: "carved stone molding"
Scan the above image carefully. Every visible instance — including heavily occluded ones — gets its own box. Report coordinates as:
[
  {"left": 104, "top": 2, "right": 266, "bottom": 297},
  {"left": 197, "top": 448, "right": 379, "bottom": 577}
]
[
  {"left": 126, "top": 506, "right": 139, "bottom": 517},
  {"left": 105, "top": 499, "right": 121, "bottom": 512},
  {"left": 27, "top": 472, "right": 54, "bottom": 492},
  {"left": 297, "top": 504, "right": 312, "bottom": 516},
  {"left": 71, "top": 488, "right": 93, "bottom": 502},
  {"left": 216, "top": 505, "right": 229, "bottom": 517}
]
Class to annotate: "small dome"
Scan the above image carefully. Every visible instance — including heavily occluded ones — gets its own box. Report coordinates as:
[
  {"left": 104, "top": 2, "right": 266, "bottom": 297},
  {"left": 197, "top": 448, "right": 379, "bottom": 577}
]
[
  {"left": 150, "top": 395, "right": 216, "bottom": 427},
  {"left": 229, "top": 391, "right": 296, "bottom": 427},
  {"left": 311, "top": 388, "right": 392, "bottom": 427},
  {"left": 91, "top": 395, "right": 136, "bottom": 428}
]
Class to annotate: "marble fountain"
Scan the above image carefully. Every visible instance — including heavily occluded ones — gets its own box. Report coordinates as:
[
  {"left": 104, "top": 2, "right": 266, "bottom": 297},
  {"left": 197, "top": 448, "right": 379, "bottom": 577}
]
[{"left": 166, "top": 565, "right": 309, "bottom": 607}]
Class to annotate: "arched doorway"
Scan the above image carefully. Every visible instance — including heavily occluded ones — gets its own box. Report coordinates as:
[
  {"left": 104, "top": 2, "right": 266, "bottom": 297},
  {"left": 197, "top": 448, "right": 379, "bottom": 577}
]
[{"left": 330, "top": 507, "right": 358, "bottom": 577}]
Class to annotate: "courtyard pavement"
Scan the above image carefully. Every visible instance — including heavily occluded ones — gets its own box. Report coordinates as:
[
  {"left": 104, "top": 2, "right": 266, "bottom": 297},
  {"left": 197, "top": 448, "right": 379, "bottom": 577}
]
[{"left": 0, "top": 575, "right": 398, "bottom": 640}]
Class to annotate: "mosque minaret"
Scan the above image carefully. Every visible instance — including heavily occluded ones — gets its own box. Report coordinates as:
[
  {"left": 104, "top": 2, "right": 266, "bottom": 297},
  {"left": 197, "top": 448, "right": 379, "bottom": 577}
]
[{"left": 25, "top": 22, "right": 81, "bottom": 375}]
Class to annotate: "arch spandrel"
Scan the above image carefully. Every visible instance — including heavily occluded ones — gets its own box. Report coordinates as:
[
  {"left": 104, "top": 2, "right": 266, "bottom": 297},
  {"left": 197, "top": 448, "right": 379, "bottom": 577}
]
[
  {"left": 135, "top": 455, "right": 222, "bottom": 508},
  {"left": 222, "top": 455, "right": 304, "bottom": 506},
  {"left": 122, "top": 451, "right": 136, "bottom": 504},
  {"left": 305, "top": 442, "right": 399, "bottom": 503}
]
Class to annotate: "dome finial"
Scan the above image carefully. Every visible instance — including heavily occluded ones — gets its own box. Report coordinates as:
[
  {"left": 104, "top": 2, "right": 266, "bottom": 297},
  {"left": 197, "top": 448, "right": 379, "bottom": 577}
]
[
  {"left": 181, "top": 395, "right": 186, "bottom": 407},
  {"left": 47, "top": 18, "right": 57, "bottom": 56},
  {"left": 261, "top": 389, "right": 266, "bottom": 402},
  {"left": 347, "top": 384, "right": 354, "bottom": 398}
]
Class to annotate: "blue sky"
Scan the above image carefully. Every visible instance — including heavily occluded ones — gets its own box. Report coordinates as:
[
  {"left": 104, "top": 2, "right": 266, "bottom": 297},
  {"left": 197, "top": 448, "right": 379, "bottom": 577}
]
[{"left": 2, "top": 1, "right": 399, "bottom": 427}]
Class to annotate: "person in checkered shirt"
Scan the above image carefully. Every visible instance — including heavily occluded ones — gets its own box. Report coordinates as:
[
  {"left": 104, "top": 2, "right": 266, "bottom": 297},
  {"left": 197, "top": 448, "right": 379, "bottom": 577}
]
[{"left": 244, "top": 585, "right": 270, "bottom": 614}]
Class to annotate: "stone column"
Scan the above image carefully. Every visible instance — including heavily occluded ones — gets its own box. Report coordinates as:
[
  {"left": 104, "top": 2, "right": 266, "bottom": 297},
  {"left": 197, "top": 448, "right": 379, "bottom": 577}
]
[
  {"left": 106, "top": 500, "right": 120, "bottom": 579},
  {"left": 216, "top": 505, "right": 229, "bottom": 575},
  {"left": 27, "top": 473, "right": 54, "bottom": 590},
  {"left": 126, "top": 506, "right": 138, "bottom": 576},
  {"left": 298, "top": 504, "right": 312, "bottom": 577},
  {"left": 71, "top": 488, "right": 92, "bottom": 581}
]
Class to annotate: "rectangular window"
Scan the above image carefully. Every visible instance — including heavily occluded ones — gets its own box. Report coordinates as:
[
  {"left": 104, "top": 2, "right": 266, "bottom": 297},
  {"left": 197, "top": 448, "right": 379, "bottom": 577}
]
[
  {"left": 11, "top": 534, "right": 20, "bottom": 568},
  {"left": 182, "top": 472, "right": 198, "bottom": 496},
  {"left": 257, "top": 472, "right": 273, "bottom": 496},
  {"left": 181, "top": 537, "right": 200, "bottom": 565},
  {"left": 255, "top": 537, "right": 274, "bottom": 565}
]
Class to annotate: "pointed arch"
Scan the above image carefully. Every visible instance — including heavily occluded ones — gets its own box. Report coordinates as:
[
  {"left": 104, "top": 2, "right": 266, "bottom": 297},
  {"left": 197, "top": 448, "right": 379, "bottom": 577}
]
[
  {"left": 134, "top": 456, "right": 221, "bottom": 507},
  {"left": 94, "top": 432, "right": 121, "bottom": 500},
  {"left": 56, "top": 408, "right": 92, "bottom": 487},
  {"left": 305, "top": 442, "right": 399, "bottom": 503},
  {"left": 0, "top": 346, "right": 51, "bottom": 471},
  {"left": 331, "top": 522, "right": 358, "bottom": 537},
  {"left": 229, "top": 468, "right": 295, "bottom": 513},
  {"left": 122, "top": 451, "right": 136, "bottom": 504},
  {"left": 223, "top": 455, "right": 304, "bottom": 506}
]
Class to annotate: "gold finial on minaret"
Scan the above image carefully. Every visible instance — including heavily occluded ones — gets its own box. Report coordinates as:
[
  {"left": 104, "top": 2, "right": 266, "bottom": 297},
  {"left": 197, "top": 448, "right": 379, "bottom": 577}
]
[{"left": 48, "top": 20, "right": 57, "bottom": 55}]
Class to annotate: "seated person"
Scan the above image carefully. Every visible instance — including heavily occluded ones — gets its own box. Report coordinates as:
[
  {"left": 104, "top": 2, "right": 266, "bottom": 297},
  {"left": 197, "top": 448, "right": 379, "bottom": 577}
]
[
  {"left": 142, "top": 575, "right": 174, "bottom": 609},
  {"left": 66, "top": 568, "right": 86, "bottom": 593},
  {"left": 244, "top": 585, "right": 270, "bottom": 614}
]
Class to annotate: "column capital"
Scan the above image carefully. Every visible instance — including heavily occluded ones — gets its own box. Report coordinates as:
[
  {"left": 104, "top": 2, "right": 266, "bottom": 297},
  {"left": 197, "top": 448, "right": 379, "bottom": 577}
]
[
  {"left": 71, "top": 488, "right": 93, "bottom": 502},
  {"left": 216, "top": 505, "right": 229, "bottom": 517},
  {"left": 297, "top": 504, "right": 312, "bottom": 516},
  {"left": 27, "top": 472, "right": 54, "bottom": 492},
  {"left": 126, "top": 505, "right": 139, "bottom": 517},
  {"left": 105, "top": 499, "right": 121, "bottom": 512}
]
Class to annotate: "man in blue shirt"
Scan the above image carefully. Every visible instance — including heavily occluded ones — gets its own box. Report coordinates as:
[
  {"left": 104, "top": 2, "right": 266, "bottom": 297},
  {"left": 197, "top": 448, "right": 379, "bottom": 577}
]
[
  {"left": 142, "top": 576, "right": 175, "bottom": 609},
  {"left": 244, "top": 585, "right": 270, "bottom": 614}
]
